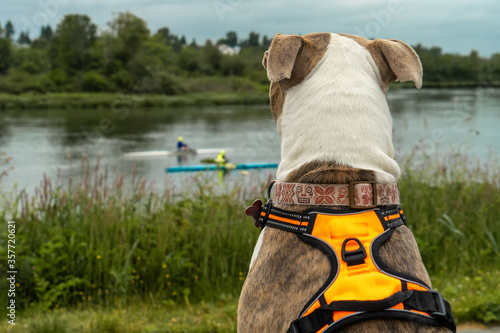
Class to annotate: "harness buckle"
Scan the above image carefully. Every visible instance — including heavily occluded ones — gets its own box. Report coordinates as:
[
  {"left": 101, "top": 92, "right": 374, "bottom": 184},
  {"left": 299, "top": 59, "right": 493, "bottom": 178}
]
[
  {"left": 429, "top": 291, "right": 456, "bottom": 331},
  {"left": 349, "top": 181, "right": 377, "bottom": 209}
]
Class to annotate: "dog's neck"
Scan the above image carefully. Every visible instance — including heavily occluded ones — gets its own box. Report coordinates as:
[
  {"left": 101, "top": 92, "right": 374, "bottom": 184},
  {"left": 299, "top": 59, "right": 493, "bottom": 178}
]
[{"left": 276, "top": 33, "right": 400, "bottom": 184}]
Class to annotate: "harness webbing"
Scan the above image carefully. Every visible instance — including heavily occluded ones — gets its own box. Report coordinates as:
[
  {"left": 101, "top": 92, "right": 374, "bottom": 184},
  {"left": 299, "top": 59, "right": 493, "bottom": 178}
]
[{"left": 257, "top": 203, "right": 456, "bottom": 333}]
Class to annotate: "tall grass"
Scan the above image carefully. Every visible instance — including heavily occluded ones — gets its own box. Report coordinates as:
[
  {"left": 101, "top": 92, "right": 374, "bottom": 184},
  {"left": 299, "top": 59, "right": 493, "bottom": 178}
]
[
  {"left": 0, "top": 153, "right": 499, "bottom": 324},
  {"left": 0, "top": 156, "right": 266, "bottom": 312}
]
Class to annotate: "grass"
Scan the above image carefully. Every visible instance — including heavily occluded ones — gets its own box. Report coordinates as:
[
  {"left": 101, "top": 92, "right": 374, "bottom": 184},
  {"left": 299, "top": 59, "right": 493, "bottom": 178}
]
[
  {"left": 5, "top": 298, "right": 238, "bottom": 333},
  {"left": 0, "top": 92, "right": 269, "bottom": 110},
  {"left": 3, "top": 81, "right": 499, "bottom": 110},
  {"left": 0, "top": 152, "right": 499, "bottom": 330}
]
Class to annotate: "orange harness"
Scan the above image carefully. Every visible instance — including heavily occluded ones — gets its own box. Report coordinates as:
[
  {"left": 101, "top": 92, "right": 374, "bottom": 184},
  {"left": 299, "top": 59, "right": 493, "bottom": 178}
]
[{"left": 255, "top": 203, "right": 456, "bottom": 333}]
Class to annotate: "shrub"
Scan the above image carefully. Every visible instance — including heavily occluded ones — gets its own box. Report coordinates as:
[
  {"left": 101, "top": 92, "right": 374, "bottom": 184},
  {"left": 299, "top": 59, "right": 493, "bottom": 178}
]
[{"left": 83, "top": 71, "right": 114, "bottom": 92}]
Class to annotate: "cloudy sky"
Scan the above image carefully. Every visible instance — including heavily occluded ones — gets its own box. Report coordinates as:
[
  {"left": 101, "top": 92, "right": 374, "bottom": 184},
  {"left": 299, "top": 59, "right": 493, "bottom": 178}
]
[{"left": 1, "top": 0, "right": 499, "bottom": 56}]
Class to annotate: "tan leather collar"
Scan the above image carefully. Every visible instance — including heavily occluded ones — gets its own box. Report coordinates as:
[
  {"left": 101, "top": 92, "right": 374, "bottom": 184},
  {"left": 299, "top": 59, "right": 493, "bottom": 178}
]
[{"left": 272, "top": 181, "right": 399, "bottom": 209}]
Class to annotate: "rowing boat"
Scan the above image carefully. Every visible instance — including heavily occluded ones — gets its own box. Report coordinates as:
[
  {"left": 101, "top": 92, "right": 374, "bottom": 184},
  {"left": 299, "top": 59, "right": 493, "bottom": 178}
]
[
  {"left": 123, "top": 148, "right": 234, "bottom": 158},
  {"left": 165, "top": 162, "right": 279, "bottom": 173}
]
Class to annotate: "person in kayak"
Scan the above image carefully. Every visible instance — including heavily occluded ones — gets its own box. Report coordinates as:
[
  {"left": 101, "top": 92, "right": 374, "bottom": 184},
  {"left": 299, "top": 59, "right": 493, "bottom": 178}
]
[
  {"left": 215, "top": 149, "right": 229, "bottom": 179},
  {"left": 215, "top": 149, "right": 228, "bottom": 164},
  {"left": 177, "top": 136, "right": 188, "bottom": 151}
]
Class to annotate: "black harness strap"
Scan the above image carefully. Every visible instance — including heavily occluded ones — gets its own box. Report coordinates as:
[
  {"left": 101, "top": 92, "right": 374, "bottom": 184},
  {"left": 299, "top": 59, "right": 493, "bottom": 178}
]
[
  {"left": 259, "top": 204, "right": 406, "bottom": 234},
  {"left": 289, "top": 289, "right": 456, "bottom": 333}
]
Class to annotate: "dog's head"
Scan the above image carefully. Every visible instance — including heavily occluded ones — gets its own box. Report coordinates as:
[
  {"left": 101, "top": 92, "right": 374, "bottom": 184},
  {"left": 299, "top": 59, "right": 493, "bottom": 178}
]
[
  {"left": 262, "top": 33, "right": 422, "bottom": 121},
  {"left": 263, "top": 33, "right": 422, "bottom": 182}
]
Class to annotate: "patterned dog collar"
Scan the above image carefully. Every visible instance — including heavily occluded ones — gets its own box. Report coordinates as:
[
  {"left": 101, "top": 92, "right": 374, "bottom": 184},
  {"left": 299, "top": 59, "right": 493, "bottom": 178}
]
[{"left": 272, "top": 181, "right": 399, "bottom": 209}]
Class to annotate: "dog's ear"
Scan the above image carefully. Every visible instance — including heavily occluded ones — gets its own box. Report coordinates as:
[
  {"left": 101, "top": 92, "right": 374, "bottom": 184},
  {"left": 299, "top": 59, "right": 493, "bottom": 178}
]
[
  {"left": 263, "top": 33, "right": 303, "bottom": 82},
  {"left": 374, "top": 39, "right": 423, "bottom": 89},
  {"left": 262, "top": 50, "right": 269, "bottom": 69}
]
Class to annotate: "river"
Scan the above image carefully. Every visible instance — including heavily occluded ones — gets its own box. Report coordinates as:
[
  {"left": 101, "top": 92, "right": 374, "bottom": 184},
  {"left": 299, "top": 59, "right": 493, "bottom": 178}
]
[{"left": 0, "top": 88, "right": 499, "bottom": 193}]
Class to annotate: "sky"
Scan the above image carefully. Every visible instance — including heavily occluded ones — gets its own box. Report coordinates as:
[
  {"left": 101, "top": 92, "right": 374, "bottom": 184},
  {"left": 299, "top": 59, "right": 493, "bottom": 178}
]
[{"left": 1, "top": 0, "right": 499, "bottom": 56}]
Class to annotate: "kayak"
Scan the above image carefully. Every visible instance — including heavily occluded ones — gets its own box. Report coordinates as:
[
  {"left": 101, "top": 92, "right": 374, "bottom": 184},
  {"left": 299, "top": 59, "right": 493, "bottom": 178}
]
[
  {"left": 165, "top": 162, "right": 279, "bottom": 173},
  {"left": 124, "top": 148, "right": 234, "bottom": 158}
]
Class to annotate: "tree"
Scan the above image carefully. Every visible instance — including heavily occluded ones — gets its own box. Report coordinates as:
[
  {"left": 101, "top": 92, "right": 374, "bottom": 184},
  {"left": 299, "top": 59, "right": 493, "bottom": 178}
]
[
  {"left": 220, "top": 54, "right": 245, "bottom": 76},
  {"left": 178, "top": 47, "right": 200, "bottom": 73},
  {"left": 218, "top": 31, "right": 237, "bottom": 46},
  {"left": 0, "top": 22, "right": 4, "bottom": 38},
  {"left": 31, "top": 26, "right": 54, "bottom": 49},
  {"left": 5, "top": 20, "right": 14, "bottom": 40},
  {"left": 247, "top": 31, "right": 260, "bottom": 47},
  {"left": 18, "top": 31, "right": 31, "bottom": 45},
  {"left": 199, "top": 40, "right": 222, "bottom": 74},
  {"left": 490, "top": 53, "right": 500, "bottom": 80},
  {"left": 262, "top": 35, "right": 271, "bottom": 48},
  {"left": 155, "top": 27, "right": 184, "bottom": 52},
  {"left": 50, "top": 14, "right": 97, "bottom": 72},
  {"left": 41, "top": 26, "right": 54, "bottom": 41},
  {"left": 108, "top": 12, "right": 150, "bottom": 62},
  {"left": 0, "top": 38, "right": 13, "bottom": 73}
]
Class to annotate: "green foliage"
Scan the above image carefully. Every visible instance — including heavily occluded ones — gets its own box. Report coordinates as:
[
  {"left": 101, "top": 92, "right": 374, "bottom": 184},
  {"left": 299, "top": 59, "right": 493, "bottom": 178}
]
[
  {"left": 199, "top": 40, "right": 223, "bottom": 75},
  {"left": 41, "top": 25, "right": 54, "bottom": 41},
  {"left": 18, "top": 30, "right": 31, "bottom": 45},
  {"left": 83, "top": 71, "right": 113, "bottom": 92},
  {"left": 218, "top": 31, "right": 238, "bottom": 47},
  {"left": 155, "top": 27, "right": 186, "bottom": 52},
  {"left": 414, "top": 44, "right": 499, "bottom": 85},
  {"left": 5, "top": 20, "right": 15, "bottom": 40},
  {"left": 50, "top": 14, "right": 97, "bottom": 72},
  {"left": 178, "top": 47, "right": 200, "bottom": 73},
  {"left": 220, "top": 55, "right": 245, "bottom": 76},
  {"left": 240, "top": 31, "right": 260, "bottom": 48},
  {"left": 0, "top": 68, "right": 55, "bottom": 93},
  {"left": 433, "top": 272, "right": 500, "bottom": 324},
  {"left": 0, "top": 38, "right": 13, "bottom": 74},
  {"left": 109, "top": 12, "right": 150, "bottom": 64},
  {"left": 13, "top": 46, "right": 51, "bottom": 74}
]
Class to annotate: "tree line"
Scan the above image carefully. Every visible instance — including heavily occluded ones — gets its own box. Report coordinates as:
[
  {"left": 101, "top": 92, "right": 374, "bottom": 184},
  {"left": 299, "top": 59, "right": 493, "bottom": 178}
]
[{"left": 0, "top": 13, "right": 499, "bottom": 95}]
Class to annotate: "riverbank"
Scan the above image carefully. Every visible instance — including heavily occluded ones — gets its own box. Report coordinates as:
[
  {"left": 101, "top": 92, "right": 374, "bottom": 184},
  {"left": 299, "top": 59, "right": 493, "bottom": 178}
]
[
  {"left": 1, "top": 83, "right": 499, "bottom": 110},
  {"left": 0, "top": 92, "right": 270, "bottom": 110}
]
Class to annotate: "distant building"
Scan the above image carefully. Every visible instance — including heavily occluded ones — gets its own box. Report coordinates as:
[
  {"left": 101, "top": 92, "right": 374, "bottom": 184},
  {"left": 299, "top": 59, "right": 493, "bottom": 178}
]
[{"left": 217, "top": 44, "right": 241, "bottom": 55}]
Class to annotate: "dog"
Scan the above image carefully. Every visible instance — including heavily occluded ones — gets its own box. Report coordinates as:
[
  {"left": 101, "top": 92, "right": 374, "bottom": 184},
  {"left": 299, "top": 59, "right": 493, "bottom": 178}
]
[{"left": 238, "top": 33, "right": 454, "bottom": 333}]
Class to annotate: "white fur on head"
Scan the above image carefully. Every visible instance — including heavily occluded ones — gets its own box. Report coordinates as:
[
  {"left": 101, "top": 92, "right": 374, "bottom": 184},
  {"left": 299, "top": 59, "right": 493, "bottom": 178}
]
[{"left": 276, "top": 33, "right": 401, "bottom": 183}]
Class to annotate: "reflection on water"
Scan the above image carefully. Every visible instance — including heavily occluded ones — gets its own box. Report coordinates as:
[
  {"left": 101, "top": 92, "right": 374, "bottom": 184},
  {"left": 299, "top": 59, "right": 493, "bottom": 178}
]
[{"left": 0, "top": 88, "right": 499, "bottom": 193}]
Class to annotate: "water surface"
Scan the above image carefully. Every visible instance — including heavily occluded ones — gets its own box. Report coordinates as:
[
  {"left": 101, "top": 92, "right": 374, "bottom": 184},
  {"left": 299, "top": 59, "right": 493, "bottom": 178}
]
[{"left": 0, "top": 88, "right": 498, "bottom": 193}]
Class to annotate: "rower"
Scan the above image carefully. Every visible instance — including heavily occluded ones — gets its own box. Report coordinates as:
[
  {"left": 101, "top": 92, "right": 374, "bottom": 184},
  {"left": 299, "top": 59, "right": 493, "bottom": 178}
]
[
  {"left": 214, "top": 149, "right": 228, "bottom": 165},
  {"left": 177, "top": 136, "right": 188, "bottom": 151},
  {"left": 215, "top": 149, "right": 228, "bottom": 179}
]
